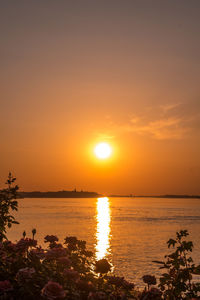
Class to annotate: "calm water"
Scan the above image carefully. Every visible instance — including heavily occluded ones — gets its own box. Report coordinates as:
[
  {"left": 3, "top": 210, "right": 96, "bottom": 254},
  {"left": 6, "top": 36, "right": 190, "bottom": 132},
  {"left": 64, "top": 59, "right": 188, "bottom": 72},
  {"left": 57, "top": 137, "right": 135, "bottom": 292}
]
[{"left": 8, "top": 197, "right": 200, "bottom": 286}]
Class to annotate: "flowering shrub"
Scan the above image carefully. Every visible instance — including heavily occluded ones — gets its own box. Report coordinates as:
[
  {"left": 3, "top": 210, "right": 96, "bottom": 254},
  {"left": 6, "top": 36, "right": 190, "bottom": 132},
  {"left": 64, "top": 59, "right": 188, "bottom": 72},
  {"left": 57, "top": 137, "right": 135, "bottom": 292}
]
[
  {"left": 0, "top": 232, "right": 139, "bottom": 299},
  {"left": 0, "top": 174, "right": 200, "bottom": 299},
  {"left": 41, "top": 281, "right": 66, "bottom": 300}
]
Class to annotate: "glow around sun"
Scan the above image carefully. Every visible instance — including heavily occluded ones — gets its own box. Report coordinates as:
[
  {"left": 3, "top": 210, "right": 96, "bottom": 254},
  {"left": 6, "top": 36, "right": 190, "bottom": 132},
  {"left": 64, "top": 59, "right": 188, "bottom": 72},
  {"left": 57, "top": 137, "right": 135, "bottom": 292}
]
[{"left": 94, "top": 143, "right": 112, "bottom": 159}]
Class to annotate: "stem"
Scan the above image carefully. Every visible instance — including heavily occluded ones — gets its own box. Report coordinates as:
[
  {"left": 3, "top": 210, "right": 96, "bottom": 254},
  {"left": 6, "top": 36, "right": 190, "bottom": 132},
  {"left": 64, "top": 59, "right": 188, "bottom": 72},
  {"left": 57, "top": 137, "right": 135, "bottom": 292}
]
[{"left": 178, "top": 236, "right": 192, "bottom": 292}]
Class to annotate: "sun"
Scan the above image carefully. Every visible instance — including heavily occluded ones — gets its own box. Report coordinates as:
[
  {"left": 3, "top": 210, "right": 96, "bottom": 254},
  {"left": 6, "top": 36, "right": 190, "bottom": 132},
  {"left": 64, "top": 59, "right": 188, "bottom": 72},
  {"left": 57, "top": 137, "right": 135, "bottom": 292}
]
[{"left": 94, "top": 143, "right": 112, "bottom": 159}]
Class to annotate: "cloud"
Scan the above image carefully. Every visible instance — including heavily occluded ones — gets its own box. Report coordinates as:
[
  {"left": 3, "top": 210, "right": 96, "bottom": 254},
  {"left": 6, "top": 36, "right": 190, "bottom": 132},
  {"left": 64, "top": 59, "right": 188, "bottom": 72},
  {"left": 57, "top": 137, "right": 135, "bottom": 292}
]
[
  {"left": 130, "top": 117, "right": 189, "bottom": 140},
  {"left": 96, "top": 102, "right": 200, "bottom": 141},
  {"left": 160, "top": 102, "right": 182, "bottom": 113},
  {"left": 96, "top": 133, "right": 115, "bottom": 140},
  {"left": 112, "top": 102, "right": 199, "bottom": 140}
]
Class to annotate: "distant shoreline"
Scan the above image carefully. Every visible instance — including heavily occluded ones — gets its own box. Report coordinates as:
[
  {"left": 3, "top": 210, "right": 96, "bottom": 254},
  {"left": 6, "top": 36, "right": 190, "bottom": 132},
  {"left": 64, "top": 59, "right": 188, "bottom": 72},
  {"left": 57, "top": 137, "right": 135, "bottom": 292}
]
[
  {"left": 109, "top": 194, "right": 200, "bottom": 199},
  {"left": 19, "top": 191, "right": 103, "bottom": 199},
  {"left": 18, "top": 191, "right": 200, "bottom": 199}
]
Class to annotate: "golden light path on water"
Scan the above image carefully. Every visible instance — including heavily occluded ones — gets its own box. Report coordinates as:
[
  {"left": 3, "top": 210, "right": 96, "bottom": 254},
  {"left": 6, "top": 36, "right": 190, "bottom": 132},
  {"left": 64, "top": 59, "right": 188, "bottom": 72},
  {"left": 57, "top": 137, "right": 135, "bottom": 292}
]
[{"left": 95, "top": 197, "right": 111, "bottom": 260}]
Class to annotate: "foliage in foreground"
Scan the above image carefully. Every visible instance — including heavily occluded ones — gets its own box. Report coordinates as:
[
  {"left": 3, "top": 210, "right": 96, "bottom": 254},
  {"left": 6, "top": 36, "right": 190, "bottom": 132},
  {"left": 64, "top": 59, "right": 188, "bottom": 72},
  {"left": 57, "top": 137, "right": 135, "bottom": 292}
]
[
  {"left": 0, "top": 174, "right": 200, "bottom": 299},
  {"left": 0, "top": 173, "right": 19, "bottom": 242}
]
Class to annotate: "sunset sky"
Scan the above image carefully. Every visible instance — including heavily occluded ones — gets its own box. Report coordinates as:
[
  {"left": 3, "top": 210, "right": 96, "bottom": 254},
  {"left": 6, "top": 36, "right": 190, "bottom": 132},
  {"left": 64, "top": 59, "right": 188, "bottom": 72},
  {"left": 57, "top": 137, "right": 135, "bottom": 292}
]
[{"left": 1, "top": 1, "right": 200, "bottom": 195}]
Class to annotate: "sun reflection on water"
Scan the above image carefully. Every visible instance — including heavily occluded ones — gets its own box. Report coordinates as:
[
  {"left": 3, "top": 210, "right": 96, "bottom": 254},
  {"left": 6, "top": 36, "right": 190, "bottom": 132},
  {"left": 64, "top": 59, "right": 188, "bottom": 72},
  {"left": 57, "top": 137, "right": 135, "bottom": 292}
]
[{"left": 95, "top": 197, "right": 111, "bottom": 260}]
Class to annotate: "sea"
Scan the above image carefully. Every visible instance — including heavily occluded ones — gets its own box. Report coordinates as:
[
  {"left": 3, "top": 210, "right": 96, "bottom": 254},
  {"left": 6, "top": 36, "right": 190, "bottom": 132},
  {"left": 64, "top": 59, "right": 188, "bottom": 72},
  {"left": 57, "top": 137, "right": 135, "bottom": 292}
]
[{"left": 7, "top": 197, "right": 200, "bottom": 286}]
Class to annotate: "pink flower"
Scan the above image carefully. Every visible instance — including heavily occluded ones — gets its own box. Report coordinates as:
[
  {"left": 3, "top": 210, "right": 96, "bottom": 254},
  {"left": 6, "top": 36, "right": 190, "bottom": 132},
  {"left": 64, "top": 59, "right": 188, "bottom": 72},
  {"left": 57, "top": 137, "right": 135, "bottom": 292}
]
[
  {"left": 107, "top": 276, "right": 134, "bottom": 290},
  {"left": 63, "top": 268, "right": 79, "bottom": 281},
  {"left": 0, "top": 280, "right": 12, "bottom": 292},
  {"left": 44, "top": 235, "right": 59, "bottom": 243},
  {"left": 150, "top": 287, "right": 162, "bottom": 296},
  {"left": 45, "top": 247, "right": 67, "bottom": 260},
  {"left": 16, "top": 267, "right": 35, "bottom": 282},
  {"left": 30, "top": 247, "right": 45, "bottom": 259},
  {"left": 3, "top": 241, "right": 17, "bottom": 252},
  {"left": 142, "top": 275, "right": 157, "bottom": 286},
  {"left": 57, "top": 257, "right": 71, "bottom": 266},
  {"left": 107, "top": 276, "right": 125, "bottom": 286},
  {"left": 76, "top": 280, "right": 95, "bottom": 292},
  {"left": 16, "top": 238, "right": 37, "bottom": 250},
  {"left": 41, "top": 281, "right": 66, "bottom": 300},
  {"left": 95, "top": 259, "right": 111, "bottom": 274}
]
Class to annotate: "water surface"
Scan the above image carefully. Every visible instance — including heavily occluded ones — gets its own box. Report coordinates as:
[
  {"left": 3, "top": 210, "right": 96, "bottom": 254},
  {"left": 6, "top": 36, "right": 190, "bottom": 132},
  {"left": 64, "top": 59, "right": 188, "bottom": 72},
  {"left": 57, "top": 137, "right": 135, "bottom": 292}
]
[{"left": 8, "top": 197, "right": 200, "bottom": 285}]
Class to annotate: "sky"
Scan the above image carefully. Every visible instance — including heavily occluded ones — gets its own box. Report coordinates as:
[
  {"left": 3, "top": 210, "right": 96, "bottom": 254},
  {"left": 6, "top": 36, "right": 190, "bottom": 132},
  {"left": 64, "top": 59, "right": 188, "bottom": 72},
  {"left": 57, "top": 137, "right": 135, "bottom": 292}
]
[{"left": 1, "top": 0, "right": 200, "bottom": 195}]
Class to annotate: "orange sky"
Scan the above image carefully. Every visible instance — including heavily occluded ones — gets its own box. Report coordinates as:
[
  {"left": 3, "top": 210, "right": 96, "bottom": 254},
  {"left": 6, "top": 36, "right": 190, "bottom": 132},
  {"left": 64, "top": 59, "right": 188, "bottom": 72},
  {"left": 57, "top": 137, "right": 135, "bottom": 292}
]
[{"left": 1, "top": 1, "right": 200, "bottom": 195}]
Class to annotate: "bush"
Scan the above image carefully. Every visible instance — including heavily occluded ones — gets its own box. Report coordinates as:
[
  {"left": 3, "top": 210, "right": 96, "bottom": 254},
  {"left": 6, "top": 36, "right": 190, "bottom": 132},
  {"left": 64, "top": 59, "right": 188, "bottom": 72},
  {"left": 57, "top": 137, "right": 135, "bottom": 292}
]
[
  {"left": 0, "top": 173, "right": 19, "bottom": 241},
  {"left": 153, "top": 230, "right": 200, "bottom": 299}
]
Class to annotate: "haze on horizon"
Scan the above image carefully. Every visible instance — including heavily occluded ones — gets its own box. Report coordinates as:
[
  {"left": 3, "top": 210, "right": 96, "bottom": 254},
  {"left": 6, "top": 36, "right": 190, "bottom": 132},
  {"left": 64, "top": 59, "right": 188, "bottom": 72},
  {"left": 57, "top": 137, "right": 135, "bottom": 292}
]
[{"left": 1, "top": 1, "right": 200, "bottom": 195}]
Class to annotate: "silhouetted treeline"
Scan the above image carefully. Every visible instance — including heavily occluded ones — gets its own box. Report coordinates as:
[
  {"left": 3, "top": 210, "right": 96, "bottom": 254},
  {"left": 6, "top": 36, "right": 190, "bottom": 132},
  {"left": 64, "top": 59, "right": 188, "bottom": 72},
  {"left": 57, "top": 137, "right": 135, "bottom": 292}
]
[
  {"left": 109, "top": 194, "right": 200, "bottom": 198},
  {"left": 18, "top": 191, "right": 200, "bottom": 199},
  {"left": 19, "top": 191, "right": 102, "bottom": 198},
  {"left": 135, "top": 195, "right": 200, "bottom": 199}
]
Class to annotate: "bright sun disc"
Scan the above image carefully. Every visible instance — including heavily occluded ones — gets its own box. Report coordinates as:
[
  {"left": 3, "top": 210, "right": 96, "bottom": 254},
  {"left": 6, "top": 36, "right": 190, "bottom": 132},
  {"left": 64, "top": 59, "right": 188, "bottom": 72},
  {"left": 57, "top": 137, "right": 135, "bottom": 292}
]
[{"left": 94, "top": 143, "right": 112, "bottom": 159}]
